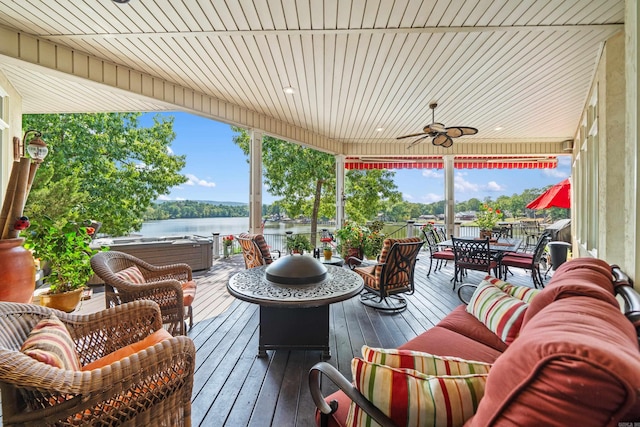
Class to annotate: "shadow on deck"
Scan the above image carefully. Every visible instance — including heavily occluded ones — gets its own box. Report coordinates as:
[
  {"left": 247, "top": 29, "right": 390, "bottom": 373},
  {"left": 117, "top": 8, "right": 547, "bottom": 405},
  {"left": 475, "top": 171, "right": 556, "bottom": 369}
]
[{"left": 76, "top": 253, "right": 548, "bottom": 426}]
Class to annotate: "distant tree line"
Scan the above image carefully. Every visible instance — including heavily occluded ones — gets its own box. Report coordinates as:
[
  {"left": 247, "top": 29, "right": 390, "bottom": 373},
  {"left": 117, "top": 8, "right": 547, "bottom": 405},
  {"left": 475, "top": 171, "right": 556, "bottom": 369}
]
[
  {"left": 144, "top": 185, "right": 569, "bottom": 223},
  {"left": 144, "top": 201, "right": 249, "bottom": 220}
]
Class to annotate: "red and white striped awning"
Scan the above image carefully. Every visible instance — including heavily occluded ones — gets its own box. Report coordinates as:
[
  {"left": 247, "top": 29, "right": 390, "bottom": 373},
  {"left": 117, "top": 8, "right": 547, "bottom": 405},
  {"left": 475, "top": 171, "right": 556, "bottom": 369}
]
[{"left": 344, "top": 156, "right": 558, "bottom": 170}]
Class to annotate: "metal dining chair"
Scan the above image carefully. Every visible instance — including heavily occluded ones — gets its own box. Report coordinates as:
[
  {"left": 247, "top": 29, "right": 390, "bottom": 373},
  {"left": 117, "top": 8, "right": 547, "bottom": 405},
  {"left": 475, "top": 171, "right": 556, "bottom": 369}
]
[
  {"left": 501, "top": 232, "right": 551, "bottom": 288},
  {"left": 421, "top": 228, "right": 454, "bottom": 276},
  {"left": 451, "top": 236, "right": 500, "bottom": 288}
]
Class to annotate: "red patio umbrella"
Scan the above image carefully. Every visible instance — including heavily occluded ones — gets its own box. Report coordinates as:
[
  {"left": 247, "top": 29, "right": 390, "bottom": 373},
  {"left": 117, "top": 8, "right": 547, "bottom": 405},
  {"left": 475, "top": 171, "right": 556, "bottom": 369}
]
[{"left": 526, "top": 178, "right": 571, "bottom": 209}]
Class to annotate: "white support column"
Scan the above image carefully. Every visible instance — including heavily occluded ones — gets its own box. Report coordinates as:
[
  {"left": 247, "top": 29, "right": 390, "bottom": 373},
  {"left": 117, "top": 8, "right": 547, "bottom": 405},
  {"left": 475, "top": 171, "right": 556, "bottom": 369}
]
[
  {"left": 444, "top": 155, "right": 455, "bottom": 238},
  {"left": 249, "top": 130, "right": 263, "bottom": 234},
  {"left": 335, "top": 155, "right": 345, "bottom": 228}
]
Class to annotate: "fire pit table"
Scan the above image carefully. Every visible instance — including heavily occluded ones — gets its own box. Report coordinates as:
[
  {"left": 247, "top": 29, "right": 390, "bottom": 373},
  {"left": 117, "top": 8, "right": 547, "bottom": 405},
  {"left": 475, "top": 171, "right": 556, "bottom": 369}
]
[{"left": 227, "top": 256, "right": 363, "bottom": 358}]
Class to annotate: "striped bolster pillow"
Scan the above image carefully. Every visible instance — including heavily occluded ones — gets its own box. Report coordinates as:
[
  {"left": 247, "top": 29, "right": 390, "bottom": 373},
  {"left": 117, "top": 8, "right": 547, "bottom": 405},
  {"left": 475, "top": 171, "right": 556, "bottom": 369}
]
[
  {"left": 481, "top": 275, "right": 540, "bottom": 303},
  {"left": 115, "top": 265, "right": 146, "bottom": 284},
  {"left": 466, "top": 283, "right": 528, "bottom": 345},
  {"left": 346, "top": 358, "right": 488, "bottom": 427},
  {"left": 361, "top": 345, "right": 491, "bottom": 376},
  {"left": 20, "top": 314, "right": 81, "bottom": 370}
]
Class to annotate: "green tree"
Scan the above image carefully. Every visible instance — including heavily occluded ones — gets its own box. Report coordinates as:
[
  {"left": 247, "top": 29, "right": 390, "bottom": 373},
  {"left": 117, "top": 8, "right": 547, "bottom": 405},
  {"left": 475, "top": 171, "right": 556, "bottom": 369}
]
[
  {"left": 345, "top": 169, "right": 401, "bottom": 223},
  {"left": 23, "top": 113, "right": 186, "bottom": 235},
  {"left": 232, "top": 128, "right": 335, "bottom": 244}
]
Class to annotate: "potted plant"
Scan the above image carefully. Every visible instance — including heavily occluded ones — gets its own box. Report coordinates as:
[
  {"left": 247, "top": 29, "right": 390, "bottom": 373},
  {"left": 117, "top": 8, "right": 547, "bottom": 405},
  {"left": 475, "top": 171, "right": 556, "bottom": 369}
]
[
  {"left": 335, "top": 221, "right": 370, "bottom": 265},
  {"left": 222, "top": 234, "right": 234, "bottom": 258},
  {"left": 363, "top": 220, "right": 385, "bottom": 260},
  {"left": 475, "top": 204, "right": 504, "bottom": 239},
  {"left": 285, "top": 234, "right": 312, "bottom": 255},
  {"left": 23, "top": 216, "right": 99, "bottom": 312}
]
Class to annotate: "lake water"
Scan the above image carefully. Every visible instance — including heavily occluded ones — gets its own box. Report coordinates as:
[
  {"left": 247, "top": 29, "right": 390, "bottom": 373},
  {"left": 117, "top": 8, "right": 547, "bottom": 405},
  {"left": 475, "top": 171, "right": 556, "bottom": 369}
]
[{"left": 139, "top": 217, "right": 320, "bottom": 238}]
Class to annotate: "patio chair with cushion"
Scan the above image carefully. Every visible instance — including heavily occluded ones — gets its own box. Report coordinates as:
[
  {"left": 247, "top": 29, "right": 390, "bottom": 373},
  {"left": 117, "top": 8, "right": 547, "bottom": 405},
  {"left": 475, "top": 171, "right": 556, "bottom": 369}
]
[
  {"left": 0, "top": 300, "right": 195, "bottom": 426},
  {"left": 501, "top": 231, "right": 551, "bottom": 288},
  {"left": 421, "top": 228, "right": 454, "bottom": 276},
  {"left": 451, "top": 237, "right": 500, "bottom": 288},
  {"left": 236, "top": 232, "right": 279, "bottom": 269},
  {"left": 353, "top": 237, "right": 424, "bottom": 312},
  {"left": 90, "top": 251, "right": 196, "bottom": 336}
]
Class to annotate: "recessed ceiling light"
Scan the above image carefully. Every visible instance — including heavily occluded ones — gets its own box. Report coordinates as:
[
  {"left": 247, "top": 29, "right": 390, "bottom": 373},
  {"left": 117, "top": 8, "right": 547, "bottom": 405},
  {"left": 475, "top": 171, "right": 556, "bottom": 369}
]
[
  {"left": 494, "top": 126, "right": 503, "bottom": 131},
  {"left": 375, "top": 127, "right": 384, "bottom": 132},
  {"left": 283, "top": 87, "right": 296, "bottom": 95}
]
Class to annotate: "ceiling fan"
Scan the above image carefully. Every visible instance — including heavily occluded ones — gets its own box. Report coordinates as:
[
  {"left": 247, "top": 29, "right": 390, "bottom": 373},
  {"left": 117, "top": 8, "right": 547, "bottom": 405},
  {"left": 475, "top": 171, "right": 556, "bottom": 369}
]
[{"left": 397, "top": 102, "right": 478, "bottom": 148}]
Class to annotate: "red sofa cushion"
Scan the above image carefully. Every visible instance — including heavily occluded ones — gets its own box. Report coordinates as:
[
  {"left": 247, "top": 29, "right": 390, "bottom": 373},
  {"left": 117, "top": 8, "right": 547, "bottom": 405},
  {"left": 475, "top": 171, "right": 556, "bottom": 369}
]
[
  {"left": 523, "top": 259, "right": 619, "bottom": 326},
  {"left": 436, "top": 305, "right": 508, "bottom": 352},
  {"left": 468, "top": 296, "right": 640, "bottom": 427}
]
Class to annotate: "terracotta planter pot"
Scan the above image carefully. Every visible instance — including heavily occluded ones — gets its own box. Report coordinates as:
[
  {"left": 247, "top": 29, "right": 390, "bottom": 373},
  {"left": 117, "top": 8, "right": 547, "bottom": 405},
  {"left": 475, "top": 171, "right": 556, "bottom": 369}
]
[
  {"left": 479, "top": 229, "right": 493, "bottom": 240},
  {"left": 0, "top": 238, "right": 36, "bottom": 303},
  {"left": 40, "top": 288, "right": 83, "bottom": 313}
]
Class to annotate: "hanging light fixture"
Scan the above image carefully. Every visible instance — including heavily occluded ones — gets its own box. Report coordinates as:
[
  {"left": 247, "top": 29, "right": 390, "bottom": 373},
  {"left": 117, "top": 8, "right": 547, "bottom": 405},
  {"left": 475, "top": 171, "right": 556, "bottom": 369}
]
[{"left": 23, "top": 130, "right": 48, "bottom": 163}]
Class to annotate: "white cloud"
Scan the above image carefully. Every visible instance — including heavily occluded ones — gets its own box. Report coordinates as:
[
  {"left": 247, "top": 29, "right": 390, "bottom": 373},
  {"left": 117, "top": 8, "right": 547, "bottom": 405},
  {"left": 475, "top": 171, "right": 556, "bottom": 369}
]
[
  {"left": 486, "top": 181, "right": 506, "bottom": 192},
  {"left": 185, "top": 173, "right": 216, "bottom": 188},
  {"left": 167, "top": 146, "right": 174, "bottom": 154},
  {"left": 157, "top": 194, "right": 171, "bottom": 201},
  {"left": 175, "top": 197, "right": 186, "bottom": 201},
  {"left": 403, "top": 193, "right": 414, "bottom": 200},
  {"left": 454, "top": 175, "right": 480, "bottom": 193},
  {"left": 422, "top": 169, "right": 443, "bottom": 179},
  {"left": 543, "top": 168, "right": 569, "bottom": 179},
  {"left": 423, "top": 193, "right": 444, "bottom": 203}
]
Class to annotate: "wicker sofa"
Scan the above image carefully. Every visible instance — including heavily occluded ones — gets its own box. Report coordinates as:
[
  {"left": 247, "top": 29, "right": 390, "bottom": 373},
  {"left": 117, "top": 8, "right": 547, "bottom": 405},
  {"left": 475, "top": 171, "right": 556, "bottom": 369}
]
[
  {"left": 310, "top": 258, "right": 640, "bottom": 426},
  {"left": 0, "top": 300, "right": 195, "bottom": 426}
]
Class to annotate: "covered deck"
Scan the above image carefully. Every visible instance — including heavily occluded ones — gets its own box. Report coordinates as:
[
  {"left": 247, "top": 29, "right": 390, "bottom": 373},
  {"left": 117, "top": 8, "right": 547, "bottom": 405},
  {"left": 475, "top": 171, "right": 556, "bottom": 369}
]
[{"left": 77, "top": 253, "right": 546, "bottom": 426}]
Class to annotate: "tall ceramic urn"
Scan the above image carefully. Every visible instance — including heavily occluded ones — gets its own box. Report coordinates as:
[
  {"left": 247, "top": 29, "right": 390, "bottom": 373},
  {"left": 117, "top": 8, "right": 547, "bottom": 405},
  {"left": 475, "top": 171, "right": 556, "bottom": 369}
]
[{"left": 0, "top": 238, "right": 35, "bottom": 303}]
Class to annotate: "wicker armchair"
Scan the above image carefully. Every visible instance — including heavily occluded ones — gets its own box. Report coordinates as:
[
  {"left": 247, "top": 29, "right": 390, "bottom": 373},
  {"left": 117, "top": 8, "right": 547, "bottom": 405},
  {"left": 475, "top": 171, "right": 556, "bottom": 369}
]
[
  {"left": 0, "top": 300, "right": 195, "bottom": 426},
  {"left": 90, "top": 251, "right": 195, "bottom": 336}
]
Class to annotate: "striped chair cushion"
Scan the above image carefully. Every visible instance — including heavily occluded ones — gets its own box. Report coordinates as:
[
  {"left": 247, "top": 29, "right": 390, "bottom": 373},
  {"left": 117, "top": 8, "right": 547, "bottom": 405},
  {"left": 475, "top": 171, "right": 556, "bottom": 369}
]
[
  {"left": 21, "top": 314, "right": 81, "bottom": 370},
  {"left": 481, "top": 275, "right": 540, "bottom": 304},
  {"left": 181, "top": 280, "right": 197, "bottom": 306},
  {"left": 347, "top": 358, "right": 488, "bottom": 427},
  {"left": 360, "top": 237, "right": 423, "bottom": 291},
  {"left": 115, "top": 265, "right": 145, "bottom": 284},
  {"left": 466, "top": 283, "right": 528, "bottom": 345},
  {"left": 361, "top": 345, "right": 492, "bottom": 375}
]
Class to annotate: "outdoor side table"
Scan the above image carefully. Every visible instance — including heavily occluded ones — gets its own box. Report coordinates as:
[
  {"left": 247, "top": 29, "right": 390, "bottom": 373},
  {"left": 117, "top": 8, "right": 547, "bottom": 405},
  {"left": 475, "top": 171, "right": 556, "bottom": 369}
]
[{"left": 227, "top": 264, "right": 363, "bottom": 359}]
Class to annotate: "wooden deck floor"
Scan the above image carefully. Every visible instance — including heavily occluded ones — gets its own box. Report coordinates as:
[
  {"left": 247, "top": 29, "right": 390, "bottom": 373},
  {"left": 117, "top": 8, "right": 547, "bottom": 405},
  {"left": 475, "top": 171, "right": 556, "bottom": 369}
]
[{"left": 74, "top": 253, "right": 548, "bottom": 426}]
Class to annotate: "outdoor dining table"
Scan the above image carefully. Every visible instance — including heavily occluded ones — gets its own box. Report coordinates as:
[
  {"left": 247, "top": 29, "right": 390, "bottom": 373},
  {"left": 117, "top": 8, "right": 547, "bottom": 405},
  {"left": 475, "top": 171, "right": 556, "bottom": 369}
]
[{"left": 438, "top": 237, "right": 523, "bottom": 254}]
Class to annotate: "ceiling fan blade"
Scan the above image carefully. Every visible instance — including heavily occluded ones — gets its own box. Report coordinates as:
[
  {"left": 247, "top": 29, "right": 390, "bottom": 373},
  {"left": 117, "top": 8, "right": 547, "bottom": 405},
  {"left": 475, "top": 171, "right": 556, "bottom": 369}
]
[
  {"left": 445, "top": 126, "right": 479, "bottom": 137},
  {"left": 397, "top": 132, "right": 427, "bottom": 140},
  {"left": 441, "top": 136, "right": 454, "bottom": 148},
  {"left": 432, "top": 133, "right": 449, "bottom": 146},
  {"left": 406, "top": 135, "right": 429, "bottom": 149},
  {"left": 429, "top": 123, "right": 446, "bottom": 133}
]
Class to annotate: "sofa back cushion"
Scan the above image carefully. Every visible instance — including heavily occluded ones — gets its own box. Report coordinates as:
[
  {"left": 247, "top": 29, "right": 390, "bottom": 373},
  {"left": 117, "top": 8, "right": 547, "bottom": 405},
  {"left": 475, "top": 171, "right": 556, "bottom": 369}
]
[
  {"left": 522, "top": 258, "right": 618, "bottom": 326},
  {"left": 468, "top": 296, "right": 640, "bottom": 427}
]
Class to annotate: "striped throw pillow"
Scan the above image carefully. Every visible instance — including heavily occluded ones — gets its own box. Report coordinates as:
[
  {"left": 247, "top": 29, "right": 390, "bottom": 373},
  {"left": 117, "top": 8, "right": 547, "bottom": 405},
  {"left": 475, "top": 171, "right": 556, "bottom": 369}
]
[
  {"left": 481, "top": 275, "right": 540, "bottom": 303},
  {"left": 466, "top": 283, "right": 528, "bottom": 345},
  {"left": 115, "top": 265, "right": 145, "bottom": 284},
  {"left": 347, "top": 358, "right": 488, "bottom": 427},
  {"left": 20, "top": 314, "right": 81, "bottom": 370},
  {"left": 361, "top": 345, "right": 491, "bottom": 375}
]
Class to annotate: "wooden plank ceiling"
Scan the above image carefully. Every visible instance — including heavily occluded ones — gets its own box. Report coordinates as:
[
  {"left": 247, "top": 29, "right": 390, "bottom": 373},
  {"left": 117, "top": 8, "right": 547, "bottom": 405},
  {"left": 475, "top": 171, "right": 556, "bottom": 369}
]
[{"left": 0, "top": 0, "right": 624, "bottom": 159}]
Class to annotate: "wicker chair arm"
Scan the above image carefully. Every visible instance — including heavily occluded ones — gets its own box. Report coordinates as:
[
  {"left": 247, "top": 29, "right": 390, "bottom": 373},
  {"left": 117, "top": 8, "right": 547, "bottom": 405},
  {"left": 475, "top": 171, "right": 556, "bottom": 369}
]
[
  {"left": 133, "top": 258, "right": 193, "bottom": 282},
  {"left": 309, "top": 362, "right": 395, "bottom": 427},
  {"left": 61, "top": 300, "right": 165, "bottom": 359},
  {"left": 1, "top": 336, "right": 195, "bottom": 425}
]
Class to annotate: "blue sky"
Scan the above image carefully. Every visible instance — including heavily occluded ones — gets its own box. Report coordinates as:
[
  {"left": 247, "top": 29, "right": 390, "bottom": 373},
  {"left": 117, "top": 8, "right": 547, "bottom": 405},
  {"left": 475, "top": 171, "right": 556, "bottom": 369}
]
[{"left": 140, "top": 112, "right": 571, "bottom": 205}]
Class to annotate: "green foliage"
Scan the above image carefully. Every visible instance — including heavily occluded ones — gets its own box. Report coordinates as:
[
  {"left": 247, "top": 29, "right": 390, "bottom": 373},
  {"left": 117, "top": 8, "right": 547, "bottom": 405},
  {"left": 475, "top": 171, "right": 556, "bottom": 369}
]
[
  {"left": 22, "top": 217, "right": 99, "bottom": 294},
  {"left": 335, "top": 221, "right": 385, "bottom": 258},
  {"left": 285, "top": 234, "right": 313, "bottom": 253},
  {"left": 23, "top": 113, "right": 187, "bottom": 236},
  {"left": 475, "top": 203, "right": 504, "bottom": 230},
  {"left": 145, "top": 201, "right": 248, "bottom": 220},
  {"left": 232, "top": 127, "right": 335, "bottom": 242},
  {"left": 345, "top": 169, "right": 401, "bottom": 222}
]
